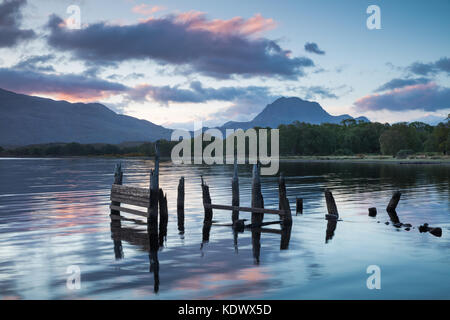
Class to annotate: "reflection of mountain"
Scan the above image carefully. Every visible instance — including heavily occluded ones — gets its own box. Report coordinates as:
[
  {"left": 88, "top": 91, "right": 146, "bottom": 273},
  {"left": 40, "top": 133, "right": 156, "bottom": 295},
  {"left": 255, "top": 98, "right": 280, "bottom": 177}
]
[
  {"left": 0, "top": 87, "right": 171, "bottom": 146},
  {"left": 221, "top": 97, "right": 369, "bottom": 131}
]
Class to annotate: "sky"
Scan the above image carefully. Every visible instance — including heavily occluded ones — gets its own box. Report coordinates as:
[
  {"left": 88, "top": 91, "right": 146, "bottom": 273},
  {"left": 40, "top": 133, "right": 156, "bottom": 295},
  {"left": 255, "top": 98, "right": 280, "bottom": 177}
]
[{"left": 0, "top": 0, "right": 449, "bottom": 130}]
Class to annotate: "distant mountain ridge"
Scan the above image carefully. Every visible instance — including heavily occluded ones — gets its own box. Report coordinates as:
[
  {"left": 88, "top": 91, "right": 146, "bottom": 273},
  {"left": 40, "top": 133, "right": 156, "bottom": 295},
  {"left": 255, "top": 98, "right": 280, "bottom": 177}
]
[
  {"left": 220, "top": 97, "right": 369, "bottom": 131},
  {"left": 0, "top": 88, "right": 171, "bottom": 147},
  {"left": 0, "top": 89, "right": 369, "bottom": 147}
]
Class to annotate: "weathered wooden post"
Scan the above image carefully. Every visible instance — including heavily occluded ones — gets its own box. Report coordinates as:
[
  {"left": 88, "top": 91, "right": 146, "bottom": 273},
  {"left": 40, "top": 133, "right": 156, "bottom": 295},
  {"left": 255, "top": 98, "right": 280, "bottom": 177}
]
[
  {"left": 231, "top": 159, "right": 240, "bottom": 224},
  {"left": 251, "top": 163, "right": 264, "bottom": 224},
  {"left": 278, "top": 173, "right": 292, "bottom": 226},
  {"left": 201, "top": 176, "right": 213, "bottom": 223},
  {"left": 111, "top": 163, "right": 123, "bottom": 215},
  {"left": 296, "top": 198, "right": 303, "bottom": 215},
  {"left": 158, "top": 188, "right": 168, "bottom": 247},
  {"left": 280, "top": 224, "right": 292, "bottom": 250},
  {"left": 177, "top": 177, "right": 185, "bottom": 233},
  {"left": 148, "top": 141, "right": 160, "bottom": 228},
  {"left": 386, "top": 191, "right": 401, "bottom": 213},
  {"left": 324, "top": 189, "right": 339, "bottom": 219}
]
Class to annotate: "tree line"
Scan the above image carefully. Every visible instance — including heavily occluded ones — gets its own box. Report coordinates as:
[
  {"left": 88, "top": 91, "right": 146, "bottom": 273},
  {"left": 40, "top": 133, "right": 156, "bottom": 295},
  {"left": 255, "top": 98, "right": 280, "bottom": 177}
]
[{"left": 0, "top": 118, "right": 448, "bottom": 158}]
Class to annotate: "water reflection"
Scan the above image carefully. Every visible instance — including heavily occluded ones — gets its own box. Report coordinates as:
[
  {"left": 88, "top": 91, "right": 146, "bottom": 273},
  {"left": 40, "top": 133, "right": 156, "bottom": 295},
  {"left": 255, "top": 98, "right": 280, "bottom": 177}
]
[{"left": 325, "top": 219, "right": 337, "bottom": 243}]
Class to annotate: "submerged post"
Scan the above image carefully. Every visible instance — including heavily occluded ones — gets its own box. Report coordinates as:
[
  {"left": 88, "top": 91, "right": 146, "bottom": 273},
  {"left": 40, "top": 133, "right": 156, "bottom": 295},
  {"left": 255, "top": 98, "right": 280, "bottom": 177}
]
[
  {"left": 201, "top": 176, "right": 213, "bottom": 223},
  {"left": 386, "top": 191, "right": 401, "bottom": 213},
  {"left": 111, "top": 163, "right": 123, "bottom": 216},
  {"left": 296, "top": 198, "right": 303, "bottom": 215},
  {"left": 251, "top": 163, "right": 264, "bottom": 224},
  {"left": 231, "top": 158, "right": 240, "bottom": 224},
  {"left": 324, "top": 189, "right": 339, "bottom": 219},
  {"left": 148, "top": 141, "right": 160, "bottom": 227},
  {"left": 177, "top": 177, "right": 185, "bottom": 233}
]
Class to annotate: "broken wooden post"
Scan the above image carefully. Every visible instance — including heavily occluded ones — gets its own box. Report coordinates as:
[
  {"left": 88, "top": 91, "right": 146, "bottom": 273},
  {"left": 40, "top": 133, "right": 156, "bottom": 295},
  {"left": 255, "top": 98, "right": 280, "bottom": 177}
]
[
  {"left": 368, "top": 207, "right": 377, "bottom": 217},
  {"left": 324, "top": 189, "right": 339, "bottom": 219},
  {"left": 111, "top": 163, "right": 123, "bottom": 215},
  {"left": 158, "top": 188, "right": 168, "bottom": 247},
  {"left": 201, "top": 176, "right": 213, "bottom": 223},
  {"left": 251, "top": 163, "right": 264, "bottom": 224},
  {"left": 231, "top": 158, "right": 240, "bottom": 224},
  {"left": 386, "top": 191, "right": 401, "bottom": 213},
  {"left": 296, "top": 198, "right": 303, "bottom": 215},
  {"left": 147, "top": 141, "right": 160, "bottom": 227},
  {"left": 177, "top": 177, "right": 185, "bottom": 233}
]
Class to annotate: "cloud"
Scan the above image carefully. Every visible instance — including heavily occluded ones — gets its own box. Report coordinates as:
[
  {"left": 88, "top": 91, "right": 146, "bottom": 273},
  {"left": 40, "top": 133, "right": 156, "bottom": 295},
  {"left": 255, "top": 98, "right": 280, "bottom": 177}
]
[
  {"left": 132, "top": 4, "right": 165, "bottom": 15},
  {"left": 128, "top": 81, "right": 273, "bottom": 105},
  {"left": 374, "top": 77, "right": 430, "bottom": 92},
  {"left": 303, "top": 86, "right": 337, "bottom": 99},
  {"left": 304, "top": 42, "right": 325, "bottom": 55},
  {"left": 13, "top": 54, "right": 56, "bottom": 72},
  {"left": 0, "top": 0, "right": 35, "bottom": 47},
  {"left": 46, "top": 13, "right": 313, "bottom": 79},
  {"left": 407, "top": 57, "right": 450, "bottom": 76},
  {"left": 354, "top": 82, "right": 450, "bottom": 112},
  {"left": 0, "top": 68, "right": 128, "bottom": 102}
]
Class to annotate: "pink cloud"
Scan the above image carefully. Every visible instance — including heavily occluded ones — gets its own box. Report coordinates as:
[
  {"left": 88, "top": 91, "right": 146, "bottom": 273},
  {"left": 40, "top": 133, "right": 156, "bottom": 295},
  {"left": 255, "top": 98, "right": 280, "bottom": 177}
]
[
  {"left": 175, "top": 11, "right": 276, "bottom": 36},
  {"left": 354, "top": 82, "right": 450, "bottom": 112},
  {"left": 132, "top": 4, "right": 165, "bottom": 16}
]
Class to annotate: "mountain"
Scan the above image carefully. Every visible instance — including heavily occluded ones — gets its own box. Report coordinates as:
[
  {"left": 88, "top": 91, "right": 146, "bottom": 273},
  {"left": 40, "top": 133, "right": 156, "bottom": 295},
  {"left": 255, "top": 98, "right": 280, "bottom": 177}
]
[
  {"left": 0, "top": 88, "right": 171, "bottom": 147},
  {"left": 221, "top": 97, "right": 369, "bottom": 130},
  {"left": 408, "top": 115, "right": 447, "bottom": 126}
]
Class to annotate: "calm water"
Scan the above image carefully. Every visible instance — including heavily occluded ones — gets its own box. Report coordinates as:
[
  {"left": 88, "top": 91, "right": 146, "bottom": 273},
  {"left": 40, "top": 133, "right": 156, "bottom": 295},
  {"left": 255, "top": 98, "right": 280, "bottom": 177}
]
[{"left": 0, "top": 158, "right": 449, "bottom": 299}]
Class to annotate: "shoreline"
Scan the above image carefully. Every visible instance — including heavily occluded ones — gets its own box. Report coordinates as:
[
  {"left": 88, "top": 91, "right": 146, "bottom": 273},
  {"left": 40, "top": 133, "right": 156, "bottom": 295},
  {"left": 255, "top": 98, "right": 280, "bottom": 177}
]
[{"left": 1, "top": 155, "right": 449, "bottom": 165}]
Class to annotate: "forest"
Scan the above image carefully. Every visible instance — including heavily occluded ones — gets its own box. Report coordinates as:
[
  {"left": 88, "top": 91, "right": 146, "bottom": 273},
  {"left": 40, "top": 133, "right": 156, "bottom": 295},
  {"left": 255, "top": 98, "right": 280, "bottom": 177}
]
[{"left": 1, "top": 118, "right": 449, "bottom": 158}]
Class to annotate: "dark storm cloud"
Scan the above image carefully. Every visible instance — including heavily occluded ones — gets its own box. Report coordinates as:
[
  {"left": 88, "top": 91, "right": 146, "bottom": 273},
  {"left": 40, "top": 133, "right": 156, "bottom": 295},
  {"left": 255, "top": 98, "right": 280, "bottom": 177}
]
[
  {"left": 45, "top": 14, "right": 314, "bottom": 79},
  {"left": 0, "top": 68, "right": 128, "bottom": 101},
  {"left": 128, "top": 81, "right": 272, "bottom": 105},
  {"left": 0, "top": 0, "right": 35, "bottom": 47},
  {"left": 374, "top": 77, "right": 431, "bottom": 92},
  {"left": 407, "top": 57, "right": 450, "bottom": 76},
  {"left": 304, "top": 42, "right": 325, "bottom": 55},
  {"left": 355, "top": 82, "right": 450, "bottom": 112}
]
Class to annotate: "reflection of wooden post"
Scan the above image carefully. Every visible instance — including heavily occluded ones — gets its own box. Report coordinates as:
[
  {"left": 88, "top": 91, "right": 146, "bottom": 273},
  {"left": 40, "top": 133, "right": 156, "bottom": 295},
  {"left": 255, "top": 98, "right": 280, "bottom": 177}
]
[
  {"left": 386, "top": 191, "right": 401, "bottom": 212},
  {"left": 324, "top": 189, "right": 339, "bottom": 219},
  {"left": 251, "top": 164, "right": 264, "bottom": 224},
  {"left": 159, "top": 188, "right": 168, "bottom": 247},
  {"left": 231, "top": 159, "right": 239, "bottom": 223},
  {"left": 148, "top": 141, "right": 160, "bottom": 227},
  {"left": 111, "top": 163, "right": 123, "bottom": 215},
  {"left": 296, "top": 198, "right": 303, "bottom": 215},
  {"left": 177, "top": 177, "right": 185, "bottom": 233},
  {"left": 201, "top": 176, "right": 213, "bottom": 223}
]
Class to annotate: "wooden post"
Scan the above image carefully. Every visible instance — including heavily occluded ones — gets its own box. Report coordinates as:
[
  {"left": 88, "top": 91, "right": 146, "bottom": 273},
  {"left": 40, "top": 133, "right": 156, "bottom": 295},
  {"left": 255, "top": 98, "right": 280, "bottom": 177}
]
[
  {"left": 231, "top": 158, "right": 239, "bottom": 223},
  {"left": 324, "top": 189, "right": 339, "bottom": 219},
  {"left": 278, "top": 173, "right": 292, "bottom": 226},
  {"left": 148, "top": 141, "right": 160, "bottom": 227},
  {"left": 158, "top": 188, "right": 168, "bottom": 247},
  {"left": 280, "top": 224, "right": 292, "bottom": 250},
  {"left": 368, "top": 207, "right": 377, "bottom": 217},
  {"left": 386, "top": 191, "right": 401, "bottom": 212},
  {"left": 111, "top": 163, "right": 123, "bottom": 215},
  {"left": 296, "top": 198, "right": 303, "bottom": 215},
  {"left": 201, "top": 176, "right": 213, "bottom": 223},
  {"left": 251, "top": 163, "right": 264, "bottom": 224},
  {"left": 177, "top": 177, "right": 185, "bottom": 233}
]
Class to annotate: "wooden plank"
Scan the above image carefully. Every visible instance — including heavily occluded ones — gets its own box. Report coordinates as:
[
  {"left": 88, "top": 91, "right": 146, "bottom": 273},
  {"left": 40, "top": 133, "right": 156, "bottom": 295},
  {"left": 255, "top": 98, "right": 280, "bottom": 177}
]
[
  {"left": 111, "top": 184, "right": 149, "bottom": 199},
  {"left": 109, "top": 205, "right": 148, "bottom": 218},
  {"left": 205, "top": 203, "right": 285, "bottom": 215},
  {"left": 111, "top": 196, "right": 149, "bottom": 208}
]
